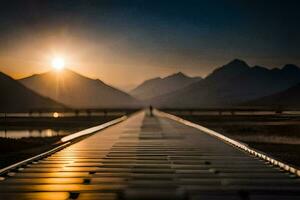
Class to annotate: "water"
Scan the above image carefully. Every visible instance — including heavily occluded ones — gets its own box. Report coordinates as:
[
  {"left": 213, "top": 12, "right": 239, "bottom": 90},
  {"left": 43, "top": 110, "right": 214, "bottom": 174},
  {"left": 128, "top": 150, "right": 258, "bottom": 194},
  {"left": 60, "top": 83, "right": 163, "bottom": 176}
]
[
  {"left": 0, "top": 129, "right": 73, "bottom": 139},
  {"left": 0, "top": 111, "right": 126, "bottom": 117}
]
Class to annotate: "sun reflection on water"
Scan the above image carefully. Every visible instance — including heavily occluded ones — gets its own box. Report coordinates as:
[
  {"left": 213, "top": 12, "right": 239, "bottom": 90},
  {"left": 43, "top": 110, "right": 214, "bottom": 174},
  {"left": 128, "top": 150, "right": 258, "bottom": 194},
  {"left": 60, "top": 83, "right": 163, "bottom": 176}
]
[{"left": 53, "top": 112, "right": 59, "bottom": 118}]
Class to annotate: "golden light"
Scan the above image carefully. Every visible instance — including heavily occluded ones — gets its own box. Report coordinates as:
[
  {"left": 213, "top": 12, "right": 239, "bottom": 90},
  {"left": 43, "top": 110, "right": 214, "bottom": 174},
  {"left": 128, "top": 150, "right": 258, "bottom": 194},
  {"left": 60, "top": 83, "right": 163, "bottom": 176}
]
[
  {"left": 51, "top": 57, "right": 65, "bottom": 71},
  {"left": 53, "top": 112, "right": 59, "bottom": 118}
]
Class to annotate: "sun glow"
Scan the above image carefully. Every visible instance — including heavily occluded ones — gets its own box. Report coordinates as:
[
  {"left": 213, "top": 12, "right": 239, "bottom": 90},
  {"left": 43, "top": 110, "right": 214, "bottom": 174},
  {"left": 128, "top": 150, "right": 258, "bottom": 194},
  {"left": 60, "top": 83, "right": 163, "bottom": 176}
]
[
  {"left": 53, "top": 112, "right": 59, "bottom": 118},
  {"left": 51, "top": 57, "right": 65, "bottom": 71}
]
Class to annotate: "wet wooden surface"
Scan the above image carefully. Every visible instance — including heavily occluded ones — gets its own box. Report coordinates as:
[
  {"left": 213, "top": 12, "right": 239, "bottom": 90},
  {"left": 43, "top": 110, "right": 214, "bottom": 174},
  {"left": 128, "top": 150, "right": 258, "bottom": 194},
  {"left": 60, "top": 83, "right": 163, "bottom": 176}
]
[{"left": 0, "top": 111, "right": 300, "bottom": 199}]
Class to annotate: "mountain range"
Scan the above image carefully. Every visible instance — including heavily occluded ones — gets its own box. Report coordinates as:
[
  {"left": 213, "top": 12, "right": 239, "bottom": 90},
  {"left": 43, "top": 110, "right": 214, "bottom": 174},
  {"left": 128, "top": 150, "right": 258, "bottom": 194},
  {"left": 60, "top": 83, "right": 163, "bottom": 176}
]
[
  {"left": 1, "top": 58, "right": 300, "bottom": 112},
  {"left": 248, "top": 82, "right": 300, "bottom": 107},
  {"left": 0, "top": 72, "right": 64, "bottom": 112},
  {"left": 20, "top": 69, "right": 140, "bottom": 108},
  {"left": 130, "top": 72, "right": 202, "bottom": 100},
  {"left": 148, "top": 59, "right": 300, "bottom": 108}
]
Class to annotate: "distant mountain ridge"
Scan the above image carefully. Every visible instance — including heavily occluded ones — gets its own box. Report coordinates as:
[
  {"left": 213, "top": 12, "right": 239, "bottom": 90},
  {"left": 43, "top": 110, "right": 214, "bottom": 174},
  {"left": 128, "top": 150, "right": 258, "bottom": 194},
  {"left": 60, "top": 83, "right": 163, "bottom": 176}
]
[
  {"left": 248, "top": 82, "right": 300, "bottom": 107},
  {"left": 0, "top": 72, "right": 65, "bottom": 112},
  {"left": 20, "top": 69, "right": 140, "bottom": 108},
  {"left": 150, "top": 59, "right": 300, "bottom": 108},
  {"left": 130, "top": 72, "right": 202, "bottom": 100}
]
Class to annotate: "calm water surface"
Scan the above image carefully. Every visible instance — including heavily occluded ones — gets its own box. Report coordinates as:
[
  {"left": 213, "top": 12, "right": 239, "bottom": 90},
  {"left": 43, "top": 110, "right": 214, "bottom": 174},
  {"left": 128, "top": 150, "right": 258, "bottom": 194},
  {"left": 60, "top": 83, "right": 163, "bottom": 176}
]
[
  {"left": 0, "top": 129, "right": 73, "bottom": 139},
  {"left": 0, "top": 112, "right": 126, "bottom": 117}
]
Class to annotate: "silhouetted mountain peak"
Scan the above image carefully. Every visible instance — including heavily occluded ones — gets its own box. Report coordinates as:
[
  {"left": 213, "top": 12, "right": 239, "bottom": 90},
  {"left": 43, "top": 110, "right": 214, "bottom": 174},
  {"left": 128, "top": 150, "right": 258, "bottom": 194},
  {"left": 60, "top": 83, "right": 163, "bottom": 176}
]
[
  {"left": 282, "top": 64, "right": 300, "bottom": 71},
  {"left": 166, "top": 72, "right": 202, "bottom": 82},
  {"left": 166, "top": 72, "right": 187, "bottom": 78},
  {"left": 25, "top": 68, "right": 76, "bottom": 79},
  {"left": 175, "top": 72, "right": 185, "bottom": 76},
  {"left": 0, "top": 71, "right": 10, "bottom": 80},
  {"left": 130, "top": 72, "right": 202, "bottom": 100},
  {"left": 225, "top": 59, "right": 249, "bottom": 69},
  {"left": 151, "top": 59, "right": 300, "bottom": 108},
  {"left": 0, "top": 71, "right": 64, "bottom": 112},
  {"left": 20, "top": 69, "right": 139, "bottom": 108},
  {"left": 206, "top": 59, "right": 249, "bottom": 80},
  {"left": 96, "top": 79, "right": 105, "bottom": 84}
]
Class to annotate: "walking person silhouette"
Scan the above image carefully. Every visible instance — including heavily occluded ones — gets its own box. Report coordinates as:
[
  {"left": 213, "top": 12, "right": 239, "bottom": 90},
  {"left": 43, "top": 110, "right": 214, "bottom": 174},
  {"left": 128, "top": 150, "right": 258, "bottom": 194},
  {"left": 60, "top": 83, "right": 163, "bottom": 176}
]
[{"left": 149, "top": 105, "right": 153, "bottom": 117}]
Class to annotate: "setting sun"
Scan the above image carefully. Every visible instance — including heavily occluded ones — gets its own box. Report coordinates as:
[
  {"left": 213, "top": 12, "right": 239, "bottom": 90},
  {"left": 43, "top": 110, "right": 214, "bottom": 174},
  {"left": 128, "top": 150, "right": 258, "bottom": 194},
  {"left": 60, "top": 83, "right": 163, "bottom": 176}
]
[{"left": 51, "top": 57, "right": 65, "bottom": 71}]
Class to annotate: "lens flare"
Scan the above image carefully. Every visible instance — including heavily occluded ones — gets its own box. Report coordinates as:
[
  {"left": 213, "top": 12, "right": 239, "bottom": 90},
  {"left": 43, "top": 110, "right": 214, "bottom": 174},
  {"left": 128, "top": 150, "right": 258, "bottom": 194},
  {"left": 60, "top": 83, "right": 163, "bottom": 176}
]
[{"left": 51, "top": 57, "right": 65, "bottom": 71}]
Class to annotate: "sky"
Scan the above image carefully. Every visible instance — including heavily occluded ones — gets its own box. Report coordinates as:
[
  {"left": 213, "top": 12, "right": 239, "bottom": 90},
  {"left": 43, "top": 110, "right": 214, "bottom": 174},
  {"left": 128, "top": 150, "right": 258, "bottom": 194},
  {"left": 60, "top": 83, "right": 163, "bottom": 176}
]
[{"left": 0, "top": 0, "right": 299, "bottom": 90}]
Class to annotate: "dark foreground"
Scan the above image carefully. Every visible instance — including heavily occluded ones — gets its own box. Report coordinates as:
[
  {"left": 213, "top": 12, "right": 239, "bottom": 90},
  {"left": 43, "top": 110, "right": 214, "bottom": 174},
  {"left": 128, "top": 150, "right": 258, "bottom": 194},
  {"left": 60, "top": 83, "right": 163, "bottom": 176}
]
[
  {"left": 177, "top": 114, "right": 300, "bottom": 168},
  {"left": 0, "top": 111, "right": 299, "bottom": 200},
  {"left": 0, "top": 116, "right": 119, "bottom": 168}
]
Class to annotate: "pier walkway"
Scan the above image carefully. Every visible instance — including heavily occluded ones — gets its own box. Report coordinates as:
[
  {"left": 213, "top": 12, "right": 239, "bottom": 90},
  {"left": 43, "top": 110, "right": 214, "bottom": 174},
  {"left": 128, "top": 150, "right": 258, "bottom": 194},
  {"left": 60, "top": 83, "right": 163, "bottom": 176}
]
[{"left": 0, "top": 111, "right": 300, "bottom": 200}]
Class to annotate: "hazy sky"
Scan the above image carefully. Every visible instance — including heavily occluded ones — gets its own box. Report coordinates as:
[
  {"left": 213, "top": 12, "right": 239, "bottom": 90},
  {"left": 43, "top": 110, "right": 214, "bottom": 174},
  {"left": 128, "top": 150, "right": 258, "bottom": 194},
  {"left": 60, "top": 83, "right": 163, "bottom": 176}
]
[{"left": 0, "top": 0, "right": 299, "bottom": 90}]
